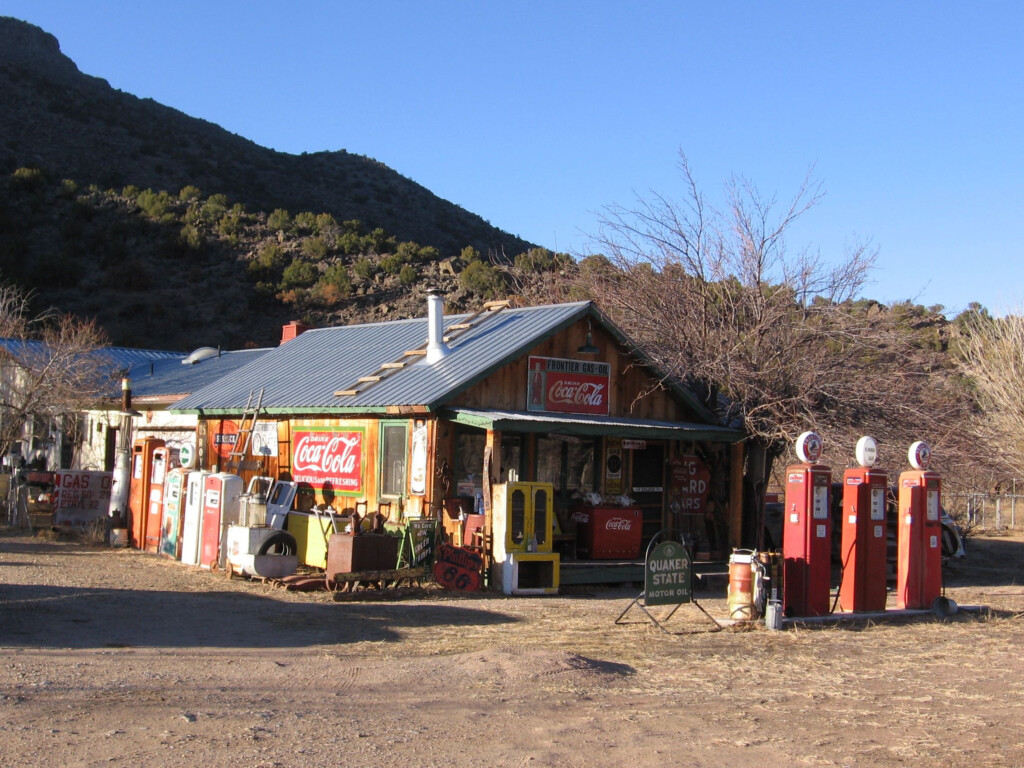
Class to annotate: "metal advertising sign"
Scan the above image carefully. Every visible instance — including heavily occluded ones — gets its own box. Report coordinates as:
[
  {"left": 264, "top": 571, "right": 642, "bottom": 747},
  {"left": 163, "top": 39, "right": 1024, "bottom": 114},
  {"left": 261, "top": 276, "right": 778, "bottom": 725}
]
[
  {"left": 669, "top": 455, "right": 711, "bottom": 514},
  {"left": 213, "top": 420, "right": 239, "bottom": 460},
  {"left": 527, "top": 356, "right": 610, "bottom": 415},
  {"left": 645, "top": 540, "right": 692, "bottom": 606},
  {"left": 251, "top": 422, "right": 279, "bottom": 457},
  {"left": 52, "top": 470, "right": 113, "bottom": 528},
  {"left": 291, "top": 427, "right": 364, "bottom": 495},
  {"left": 433, "top": 543, "right": 483, "bottom": 591}
]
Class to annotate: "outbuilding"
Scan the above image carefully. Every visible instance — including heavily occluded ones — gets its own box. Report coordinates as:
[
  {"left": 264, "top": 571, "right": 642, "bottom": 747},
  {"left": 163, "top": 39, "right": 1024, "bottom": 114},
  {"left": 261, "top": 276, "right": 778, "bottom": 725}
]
[{"left": 171, "top": 297, "right": 745, "bottom": 587}]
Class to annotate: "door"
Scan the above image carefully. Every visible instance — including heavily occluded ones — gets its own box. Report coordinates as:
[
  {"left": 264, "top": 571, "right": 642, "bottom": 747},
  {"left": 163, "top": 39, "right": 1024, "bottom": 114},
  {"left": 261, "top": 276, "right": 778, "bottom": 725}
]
[{"left": 630, "top": 443, "right": 665, "bottom": 546}]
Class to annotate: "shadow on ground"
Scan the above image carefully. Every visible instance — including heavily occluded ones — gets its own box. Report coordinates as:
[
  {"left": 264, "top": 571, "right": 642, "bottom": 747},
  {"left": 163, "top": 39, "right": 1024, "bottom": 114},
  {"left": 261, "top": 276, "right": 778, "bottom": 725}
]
[{"left": 0, "top": 581, "right": 518, "bottom": 650}]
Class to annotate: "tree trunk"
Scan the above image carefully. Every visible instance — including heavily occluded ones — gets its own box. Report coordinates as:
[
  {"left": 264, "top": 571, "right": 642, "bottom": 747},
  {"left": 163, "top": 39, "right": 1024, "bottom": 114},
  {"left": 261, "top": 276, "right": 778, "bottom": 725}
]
[{"left": 741, "top": 438, "right": 782, "bottom": 550}]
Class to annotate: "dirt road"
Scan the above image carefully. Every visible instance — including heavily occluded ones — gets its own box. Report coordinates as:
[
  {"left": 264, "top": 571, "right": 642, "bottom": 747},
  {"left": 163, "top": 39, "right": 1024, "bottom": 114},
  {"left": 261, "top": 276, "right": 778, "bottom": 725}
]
[{"left": 1, "top": 530, "right": 1022, "bottom": 767}]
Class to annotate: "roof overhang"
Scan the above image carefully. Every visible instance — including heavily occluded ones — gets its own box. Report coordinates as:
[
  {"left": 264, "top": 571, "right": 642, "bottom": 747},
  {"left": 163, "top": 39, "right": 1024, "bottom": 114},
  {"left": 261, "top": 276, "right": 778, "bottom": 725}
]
[{"left": 440, "top": 408, "right": 743, "bottom": 443}]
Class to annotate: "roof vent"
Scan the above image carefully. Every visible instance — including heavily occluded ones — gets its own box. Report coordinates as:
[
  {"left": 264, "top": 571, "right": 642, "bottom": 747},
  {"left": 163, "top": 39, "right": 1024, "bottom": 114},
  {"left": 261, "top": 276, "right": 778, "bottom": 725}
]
[
  {"left": 181, "top": 347, "right": 219, "bottom": 365},
  {"left": 424, "top": 292, "right": 450, "bottom": 364}
]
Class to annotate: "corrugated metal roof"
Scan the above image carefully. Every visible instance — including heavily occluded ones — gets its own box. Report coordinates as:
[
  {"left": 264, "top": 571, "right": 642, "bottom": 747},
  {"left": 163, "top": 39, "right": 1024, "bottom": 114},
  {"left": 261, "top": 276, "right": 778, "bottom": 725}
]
[
  {"left": 128, "top": 349, "right": 270, "bottom": 400},
  {"left": 172, "top": 302, "right": 592, "bottom": 413},
  {"left": 0, "top": 338, "right": 183, "bottom": 369}
]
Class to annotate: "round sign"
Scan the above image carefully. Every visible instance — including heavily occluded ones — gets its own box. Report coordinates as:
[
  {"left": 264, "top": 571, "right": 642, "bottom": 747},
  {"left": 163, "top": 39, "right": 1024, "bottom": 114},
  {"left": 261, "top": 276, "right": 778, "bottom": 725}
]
[
  {"left": 178, "top": 442, "right": 196, "bottom": 469},
  {"left": 855, "top": 436, "right": 878, "bottom": 468},
  {"left": 795, "top": 431, "right": 823, "bottom": 463},
  {"left": 908, "top": 440, "right": 931, "bottom": 470}
]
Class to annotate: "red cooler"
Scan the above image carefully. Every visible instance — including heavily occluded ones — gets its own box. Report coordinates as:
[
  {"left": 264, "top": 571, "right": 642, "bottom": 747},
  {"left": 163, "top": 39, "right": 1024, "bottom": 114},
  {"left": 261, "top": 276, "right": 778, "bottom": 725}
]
[{"left": 573, "top": 506, "right": 642, "bottom": 559}]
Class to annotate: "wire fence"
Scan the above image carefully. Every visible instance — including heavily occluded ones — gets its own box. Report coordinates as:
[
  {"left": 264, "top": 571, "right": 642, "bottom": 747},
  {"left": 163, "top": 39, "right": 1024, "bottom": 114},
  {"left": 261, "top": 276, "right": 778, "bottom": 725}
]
[{"left": 944, "top": 492, "right": 1024, "bottom": 532}]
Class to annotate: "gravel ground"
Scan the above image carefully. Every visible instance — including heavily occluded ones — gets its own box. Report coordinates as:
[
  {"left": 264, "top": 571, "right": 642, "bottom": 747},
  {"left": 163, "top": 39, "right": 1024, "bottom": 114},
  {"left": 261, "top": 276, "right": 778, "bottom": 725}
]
[{"left": 1, "top": 528, "right": 1022, "bottom": 767}]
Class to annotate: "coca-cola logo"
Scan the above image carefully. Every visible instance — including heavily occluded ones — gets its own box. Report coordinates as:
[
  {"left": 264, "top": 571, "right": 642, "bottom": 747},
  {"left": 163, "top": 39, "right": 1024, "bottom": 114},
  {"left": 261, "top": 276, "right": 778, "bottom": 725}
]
[
  {"left": 294, "top": 433, "right": 359, "bottom": 474},
  {"left": 548, "top": 380, "right": 606, "bottom": 407},
  {"left": 605, "top": 517, "right": 632, "bottom": 531},
  {"left": 292, "top": 430, "right": 363, "bottom": 490}
]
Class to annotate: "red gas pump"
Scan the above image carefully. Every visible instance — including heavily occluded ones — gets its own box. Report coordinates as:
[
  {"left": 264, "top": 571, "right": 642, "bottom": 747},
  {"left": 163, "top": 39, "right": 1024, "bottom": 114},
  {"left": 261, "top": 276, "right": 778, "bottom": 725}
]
[
  {"left": 897, "top": 441, "right": 943, "bottom": 609},
  {"left": 783, "top": 431, "right": 832, "bottom": 617},
  {"left": 838, "top": 436, "right": 888, "bottom": 612}
]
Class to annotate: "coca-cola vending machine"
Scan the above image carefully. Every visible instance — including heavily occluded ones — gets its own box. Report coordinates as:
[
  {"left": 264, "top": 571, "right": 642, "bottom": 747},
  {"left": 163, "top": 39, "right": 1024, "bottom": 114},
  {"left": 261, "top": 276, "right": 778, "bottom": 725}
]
[{"left": 572, "top": 506, "right": 643, "bottom": 559}]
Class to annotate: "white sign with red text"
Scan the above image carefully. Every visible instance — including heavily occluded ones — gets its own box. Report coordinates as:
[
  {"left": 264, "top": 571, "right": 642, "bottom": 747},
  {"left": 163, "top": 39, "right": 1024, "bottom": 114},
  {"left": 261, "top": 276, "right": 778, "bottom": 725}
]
[
  {"left": 527, "top": 356, "right": 610, "bottom": 415},
  {"left": 291, "top": 427, "right": 364, "bottom": 494},
  {"left": 53, "top": 471, "right": 113, "bottom": 528}
]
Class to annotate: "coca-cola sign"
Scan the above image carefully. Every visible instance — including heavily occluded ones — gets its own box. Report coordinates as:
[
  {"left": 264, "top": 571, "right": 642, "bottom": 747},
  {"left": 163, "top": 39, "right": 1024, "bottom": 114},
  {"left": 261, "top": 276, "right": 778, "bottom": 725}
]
[
  {"left": 291, "top": 427, "right": 364, "bottom": 494},
  {"left": 605, "top": 517, "right": 633, "bottom": 532},
  {"left": 527, "top": 356, "right": 610, "bottom": 415}
]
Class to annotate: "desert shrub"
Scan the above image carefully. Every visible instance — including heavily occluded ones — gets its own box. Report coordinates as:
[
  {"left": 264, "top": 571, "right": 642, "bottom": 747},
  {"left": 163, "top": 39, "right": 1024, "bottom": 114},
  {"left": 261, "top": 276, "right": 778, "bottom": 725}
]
[
  {"left": 352, "top": 257, "right": 377, "bottom": 280},
  {"left": 399, "top": 264, "right": 418, "bottom": 286},
  {"left": 10, "top": 167, "right": 45, "bottom": 190},
  {"left": 301, "top": 236, "right": 330, "bottom": 260},
  {"left": 379, "top": 253, "right": 405, "bottom": 275},
  {"left": 294, "top": 211, "right": 317, "bottom": 232},
  {"left": 280, "top": 257, "right": 318, "bottom": 290},
  {"left": 136, "top": 189, "right": 172, "bottom": 221},
  {"left": 268, "top": 208, "right": 291, "bottom": 231},
  {"left": 178, "top": 185, "right": 202, "bottom": 202},
  {"left": 320, "top": 262, "right": 352, "bottom": 296},
  {"left": 459, "top": 260, "right": 504, "bottom": 297}
]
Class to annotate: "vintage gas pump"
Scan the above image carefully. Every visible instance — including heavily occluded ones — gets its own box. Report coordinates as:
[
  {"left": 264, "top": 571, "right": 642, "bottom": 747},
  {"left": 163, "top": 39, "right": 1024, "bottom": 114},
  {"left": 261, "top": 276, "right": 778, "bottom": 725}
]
[
  {"left": 127, "top": 437, "right": 165, "bottom": 549},
  {"left": 199, "top": 472, "right": 243, "bottom": 571},
  {"left": 838, "top": 436, "right": 888, "bottom": 612},
  {"left": 783, "top": 431, "right": 832, "bottom": 617},
  {"left": 144, "top": 445, "right": 171, "bottom": 554},
  {"left": 897, "top": 441, "right": 943, "bottom": 609}
]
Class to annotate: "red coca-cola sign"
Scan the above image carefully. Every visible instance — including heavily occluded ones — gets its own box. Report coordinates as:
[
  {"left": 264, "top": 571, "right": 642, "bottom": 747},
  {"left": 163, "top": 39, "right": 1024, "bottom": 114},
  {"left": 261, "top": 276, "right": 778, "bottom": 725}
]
[
  {"left": 292, "top": 427, "right": 364, "bottom": 494},
  {"left": 527, "top": 356, "right": 610, "bottom": 415}
]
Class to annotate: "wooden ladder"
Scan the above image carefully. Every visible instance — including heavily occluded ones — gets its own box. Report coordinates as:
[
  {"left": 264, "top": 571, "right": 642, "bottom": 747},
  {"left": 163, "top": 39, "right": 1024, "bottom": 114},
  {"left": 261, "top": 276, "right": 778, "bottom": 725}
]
[
  {"left": 225, "top": 387, "right": 264, "bottom": 472},
  {"left": 334, "top": 300, "right": 510, "bottom": 398}
]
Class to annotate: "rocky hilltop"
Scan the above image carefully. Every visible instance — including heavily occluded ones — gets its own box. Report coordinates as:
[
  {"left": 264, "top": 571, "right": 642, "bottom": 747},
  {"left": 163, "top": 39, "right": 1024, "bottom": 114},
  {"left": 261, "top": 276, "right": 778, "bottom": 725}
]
[{"left": 0, "top": 17, "right": 550, "bottom": 350}]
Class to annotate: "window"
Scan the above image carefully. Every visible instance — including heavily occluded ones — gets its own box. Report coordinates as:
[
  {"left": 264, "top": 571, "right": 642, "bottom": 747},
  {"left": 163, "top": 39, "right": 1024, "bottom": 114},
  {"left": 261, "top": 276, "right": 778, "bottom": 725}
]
[
  {"left": 535, "top": 436, "right": 597, "bottom": 497},
  {"left": 379, "top": 421, "right": 408, "bottom": 498}
]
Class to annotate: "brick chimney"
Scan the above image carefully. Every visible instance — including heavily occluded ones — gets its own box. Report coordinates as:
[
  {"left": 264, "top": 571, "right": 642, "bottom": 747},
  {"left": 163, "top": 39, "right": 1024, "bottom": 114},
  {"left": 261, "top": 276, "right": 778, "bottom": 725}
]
[{"left": 280, "top": 320, "right": 311, "bottom": 344}]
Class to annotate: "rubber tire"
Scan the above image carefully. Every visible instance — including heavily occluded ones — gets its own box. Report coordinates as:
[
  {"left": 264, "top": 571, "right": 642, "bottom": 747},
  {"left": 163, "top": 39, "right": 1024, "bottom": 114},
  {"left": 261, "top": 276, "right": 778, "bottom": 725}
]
[{"left": 256, "top": 531, "right": 297, "bottom": 557}]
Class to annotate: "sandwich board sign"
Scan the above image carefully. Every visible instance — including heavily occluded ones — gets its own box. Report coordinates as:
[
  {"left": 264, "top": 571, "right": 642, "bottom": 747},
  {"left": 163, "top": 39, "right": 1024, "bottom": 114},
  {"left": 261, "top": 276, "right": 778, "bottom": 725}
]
[
  {"left": 645, "top": 540, "right": 692, "bottom": 606},
  {"left": 616, "top": 530, "right": 721, "bottom": 633}
]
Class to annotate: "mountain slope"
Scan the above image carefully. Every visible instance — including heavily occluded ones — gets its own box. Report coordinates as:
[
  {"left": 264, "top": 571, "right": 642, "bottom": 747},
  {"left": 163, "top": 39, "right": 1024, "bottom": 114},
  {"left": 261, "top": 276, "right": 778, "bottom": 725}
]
[{"left": 0, "top": 17, "right": 533, "bottom": 260}]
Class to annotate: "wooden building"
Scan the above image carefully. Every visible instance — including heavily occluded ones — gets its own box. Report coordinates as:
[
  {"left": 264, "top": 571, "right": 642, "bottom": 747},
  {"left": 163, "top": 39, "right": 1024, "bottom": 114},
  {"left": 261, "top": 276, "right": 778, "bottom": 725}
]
[{"left": 170, "top": 297, "right": 745, "bottom": 585}]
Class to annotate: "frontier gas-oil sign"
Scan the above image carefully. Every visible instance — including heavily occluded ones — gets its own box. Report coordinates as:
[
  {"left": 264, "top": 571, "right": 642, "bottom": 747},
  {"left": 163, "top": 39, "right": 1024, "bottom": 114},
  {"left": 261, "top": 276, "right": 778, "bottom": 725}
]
[{"left": 527, "top": 356, "right": 610, "bottom": 415}]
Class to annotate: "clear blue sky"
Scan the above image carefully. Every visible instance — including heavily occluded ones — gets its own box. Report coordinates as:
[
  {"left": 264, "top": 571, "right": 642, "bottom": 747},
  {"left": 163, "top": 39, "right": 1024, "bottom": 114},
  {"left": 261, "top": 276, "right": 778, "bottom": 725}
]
[{"left": 4, "top": 1, "right": 1022, "bottom": 316}]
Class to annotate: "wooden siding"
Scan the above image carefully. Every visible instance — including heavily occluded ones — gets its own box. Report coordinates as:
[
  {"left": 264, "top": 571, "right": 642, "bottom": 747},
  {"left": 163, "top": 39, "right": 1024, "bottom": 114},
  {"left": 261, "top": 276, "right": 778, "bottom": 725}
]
[{"left": 448, "top": 318, "right": 700, "bottom": 421}]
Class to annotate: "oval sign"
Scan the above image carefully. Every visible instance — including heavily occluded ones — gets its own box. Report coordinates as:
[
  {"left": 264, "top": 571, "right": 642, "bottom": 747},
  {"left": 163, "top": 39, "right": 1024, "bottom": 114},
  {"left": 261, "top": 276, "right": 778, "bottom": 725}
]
[
  {"left": 855, "top": 436, "right": 878, "bottom": 468},
  {"left": 795, "top": 431, "right": 823, "bottom": 464},
  {"left": 908, "top": 440, "right": 931, "bottom": 470},
  {"left": 178, "top": 443, "right": 196, "bottom": 469}
]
